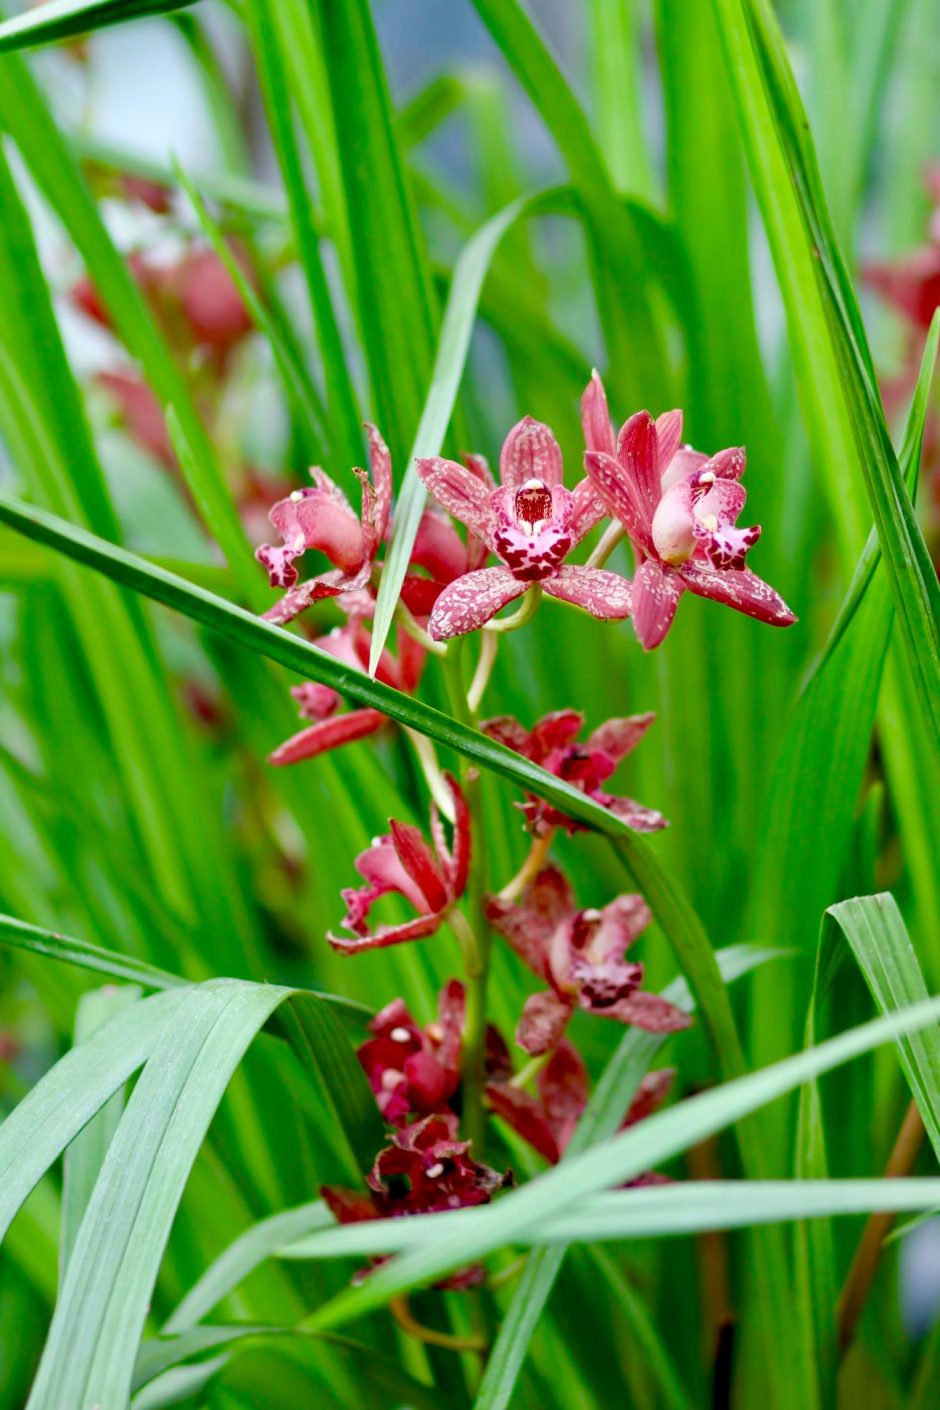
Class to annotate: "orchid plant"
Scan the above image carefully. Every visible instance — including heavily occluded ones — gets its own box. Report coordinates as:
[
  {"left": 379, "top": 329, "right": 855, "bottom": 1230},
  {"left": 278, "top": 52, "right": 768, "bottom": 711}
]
[{"left": 252, "top": 368, "right": 796, "bottom": 1255}]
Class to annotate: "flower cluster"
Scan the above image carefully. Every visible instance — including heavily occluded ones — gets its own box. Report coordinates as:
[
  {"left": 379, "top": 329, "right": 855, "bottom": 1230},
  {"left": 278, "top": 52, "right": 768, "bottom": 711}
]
[{"left": 252, "top": 367, "right": 798, "bottom": 1296}]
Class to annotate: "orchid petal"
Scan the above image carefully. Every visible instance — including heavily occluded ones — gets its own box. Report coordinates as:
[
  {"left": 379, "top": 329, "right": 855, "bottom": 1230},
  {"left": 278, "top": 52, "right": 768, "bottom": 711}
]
[
  {"left": 542, "top": 565, "right": 632, "bottom": 620},
  {"left": 580, "top": 370, "right": 616, "bottom": 456},
  {"left": 427, "top": 567, "right": 524, "bottom": 641},
  {"left": 327, "top": 912, "right": 444, "bottom": 953},
  {"left": 660, "top": 444, "right": 709, "bottom": 491},
  {"left": 516, "top": 989, "right": 571, "bottom": 1056},
  {"left": 486, "top": 1081, "right": 561, "bottom": 1164},
  {"left": 678, "top": 561, "right": 797, "bottom": 626},
  {"left": 624, "top": 1068, "right": 676, "bottom": 1126},
  {"left": 616, "top": 410, "right": 660, "bottom": 521},
  {"left": 605, "top": 989, "right": 693, "bottom": 1033},
  {"left": 416, "top": 457, "right": 499, "bottom": 550},
  {"left": 586, "top": 712, "right": 655, "bottom": 761},
  {"left": 654, "top": 409, "right": 684, "bottom": 470},
  {"left": 410, "top": 510, "right": 469, "bottom": 584},
  {"left": 584, "top": 450, "right": 654, "bottom": 552},
  {"left": 569, "top": 477, "right": 608, "bottom": 542},
  {"left": 605, "top": 795, "right": 669, "bottom": 832},
  {"left": 390, "top": 820, "right": 450, "bottom": 913},
  {"left": 631, "top": 559, "right": 685, "bottom": 649},
  {"left": 268, "top": 708, "right": 385, "bottom": 765},
  {"left": 500, "top": 416, "right": 564, "bottom": 489}
]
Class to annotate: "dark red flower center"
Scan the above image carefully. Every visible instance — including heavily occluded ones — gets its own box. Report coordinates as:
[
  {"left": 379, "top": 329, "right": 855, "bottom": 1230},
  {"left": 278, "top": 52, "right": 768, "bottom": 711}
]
[{"left": 513, "top": 479, "right": 553, "bottom": 531}]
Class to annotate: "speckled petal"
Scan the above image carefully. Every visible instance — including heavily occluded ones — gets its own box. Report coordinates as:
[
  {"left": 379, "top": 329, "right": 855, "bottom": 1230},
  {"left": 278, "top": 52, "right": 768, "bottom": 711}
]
[
  {"left": 542, "top": 565, "right": 632, "bottom": 620},
  {"left": 500, "top": 416, "right": 564, "bottom": 489},
  {"left": 631, "top": 559, "right": 685, "bottom": 650},
  {"left": 427, "top": 567, "right": 524, "bottom": 641},
  {"left": 679, "top": 561, "right": 797, "bottom": 626}
]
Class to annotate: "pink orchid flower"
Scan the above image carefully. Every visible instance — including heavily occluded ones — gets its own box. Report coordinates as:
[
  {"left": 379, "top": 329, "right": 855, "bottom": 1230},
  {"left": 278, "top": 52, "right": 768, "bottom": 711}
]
[
  {"left": 416, "top": 416, "right": 628, "bottom": 640},
  {"left": 328, "top": 775, "right": 470, "bottom": 953},
  {"left": 485, "top": 865, "right": 691, "bottom": 1055},
  {"left": 487, "top": 1039, "right": 673, "bottom": 1166},
  {"left": 582, "top": 373, "right": 796, "bottom": 649},
  {"left": 269, "top": 620, "right": 425, "bottom": 766},
  {"left": 257, "top": 424, "right": 394, "bottom": 622},
  {"left": 482, "top": 708, "right": 666, "bottom": 835}
]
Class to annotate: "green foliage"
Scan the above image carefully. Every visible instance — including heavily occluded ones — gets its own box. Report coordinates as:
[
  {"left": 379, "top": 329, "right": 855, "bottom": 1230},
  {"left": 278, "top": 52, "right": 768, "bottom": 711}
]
[{"left": 0, "top": 0, "right": 937, "bottom": 1406}]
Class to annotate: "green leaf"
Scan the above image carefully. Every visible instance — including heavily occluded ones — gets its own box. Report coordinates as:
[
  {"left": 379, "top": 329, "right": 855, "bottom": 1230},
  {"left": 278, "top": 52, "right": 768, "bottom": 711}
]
[
  {"left": 21, "top": 979, "right": 375, "bottom": 1410},
  {"left": 293, "top": 992, "right": 940, "bottom": 1329},
  {"left": 828, "top": 893, "right": 940, "bottom": 1162},
  {"left": 716, "top": 0, "right": 940, "bottom": 749},
  {"left": 308, "top": 0, "right": 437, "bottom": 470},
  {"left": 280, "top": 1179, "right": 940, "bottom": 1264},
  {"left": 0, "top": 912, "right": 185, "bottom": 990},
  {"left": 0, "top": 492, "right": 687, "bottom": 844},
  {"left": 60, "top": 986, "right": 142, "bottom": 1276},
  {"left": 475, "top": 943, "right": 781, "bottom": 1410},
  {"left": 368, "top": 187, "right": 568, "bottom": 674},
  {"left": 0, "top": 0, "right": 196, "bottom": 52},
  {"left": 0, "top": 989, "right": 186, "bottom": 1245}
]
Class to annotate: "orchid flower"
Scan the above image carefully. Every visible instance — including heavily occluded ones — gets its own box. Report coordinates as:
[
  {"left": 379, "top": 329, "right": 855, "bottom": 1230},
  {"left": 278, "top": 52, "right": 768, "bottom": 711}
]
[
  {"left": 328, "top": 775, "right": 470, "bottom": 953},
  {"left": 257, "top": 424, "right": 394, "bottom": 621},
  {"left": 487, "top": 1040, "right": 673, "bottom": 1166},
  {"left": 269, "top": 620, "right": 425, "bottom": 766},
  {"left": 482, "top": 708, "right": 666, "bottom": 835},
  {"left": 485, "top": 865, "right": 691, "bottom": 1054},
  {"left": 356, "top": 983, "right": 511, "bottom": 1125},
  {"left": 321, "top": 1111, "right": 511, "bottom": 1287},
  {"left": 582, "top": 373, "right": 796, "bottom": 649},
  {"left": 416, "top": 416, "right": 629, "bottom": 640}
]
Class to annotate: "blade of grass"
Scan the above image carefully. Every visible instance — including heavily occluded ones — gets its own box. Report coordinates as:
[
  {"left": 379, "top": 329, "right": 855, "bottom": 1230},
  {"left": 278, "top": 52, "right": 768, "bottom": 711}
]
[
  {"left": 60, "top": 986, "right": 142, "bottom": 1276},
  {"left": 474, "top": 943, "right": 781, "bottom": 1410},
  {"left": 369, "top": 186, "right": 569, "bottom": 673},
  {"left": 307, "top": 0, "right": 437, "bottom": 471},
  {"left": 829, "top": 894, "right": 940, "bottom": 1161},
  {"left": 0, "top": 0, "right": 196, "bottom": 51},
  {"left": 294, "top": 994, "right": 940, "bottom": 1327}
]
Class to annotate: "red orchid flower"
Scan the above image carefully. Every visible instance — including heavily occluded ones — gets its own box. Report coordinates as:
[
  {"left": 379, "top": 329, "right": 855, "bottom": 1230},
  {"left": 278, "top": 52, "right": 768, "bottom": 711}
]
[
  {"left": 485, "top": 865, "right": 690, "bottom": 1055},
  {"left": 582, "top": 373, "right": 796, "bottom": 649},
  {"left": 482, "top": 708, "right": 666, "bottom": 835},
  {"left": 416, "top": 416, "right": 628, "bottom": 640},
  {"left": 486, "top": 1038, "right": 674, "bottom": 1165},
  {"left": 328, "top": 776, "right": 470, "bottom": 953},
  {"left": 356, "top": 982, "right": 511, "bottom": 1125},
  {"left": 268, "top": 619, "right": 425, "bottom": 765},
  {"left": 321, "top": 1112, "right": 511, "bottom": 1287}
]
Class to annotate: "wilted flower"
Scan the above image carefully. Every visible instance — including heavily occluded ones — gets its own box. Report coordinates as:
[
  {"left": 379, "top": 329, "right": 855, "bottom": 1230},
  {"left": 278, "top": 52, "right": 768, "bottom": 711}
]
[
  {"left": 583, "top": 373, "right": 796, "bottom": 649},
  {"left": 487, "top": 1039, "right": 674, "bottom": 1165},
  {"left": 482, "top": 708, "right": 666, "bottom": 835},
  {"left": 269, "top": 620, "right": 424, "bottom": 765},
  {"left": 485, "top": 865, "right": 690, "bottom": 1054},
  {"left": 356, "top": 982, "right": 511, "bottom": 1125},
  {"left": 328, "top": 776, "right": 470, "bottom": 953},
  {"left": 416, "top": 416, "right": 629, "bottom": 639}
]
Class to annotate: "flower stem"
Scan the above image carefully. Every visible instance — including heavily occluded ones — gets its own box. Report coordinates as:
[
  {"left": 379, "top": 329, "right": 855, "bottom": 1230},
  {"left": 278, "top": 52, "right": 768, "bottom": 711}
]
[
  {"left": 403, "top": 727, "right": 456, "bottom": 822},
  {"left": 484, "top": 582, "right": 542, "bottom": 633},
  {"left": 466, "top": 629, "right": 498, "bottom": 715},
  {"left": 393, "top": 599, "right": 449, "bottom": 655},
  {"left": 390, "top": 1295, "right": 487, "bottom": 1354},
  {"left": 509, "top": 1050, "right": 552, "bottom": 1089},
  {"left": 497, "top": 828, "right": 556, "bottom": 902}
]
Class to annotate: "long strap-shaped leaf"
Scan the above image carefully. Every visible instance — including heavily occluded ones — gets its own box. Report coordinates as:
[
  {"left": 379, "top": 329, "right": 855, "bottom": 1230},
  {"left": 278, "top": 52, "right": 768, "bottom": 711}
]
[
  {"left": 21, "top": 979, "right": 378, "bottom": 1410},
  {"left": 829, "top": 894, "right": 940, "bottom": 1163},
  {"left": 0, "top": 491, "right": 663, "bottom": 842},
  {"left": 294, "top": 994, "right": 940, "bottom": 1331},
  {"left": 474, "top": 944, "right": 780, "bottom": 1410},
  {"left": 713, "top": 0, "right": 940, "bottom": 751},
  {"left": 0, "top": 0, "right": 196, "bottom": 50},
  {"left": 368, "top": 186, "right": 570, "bottom": 673}
]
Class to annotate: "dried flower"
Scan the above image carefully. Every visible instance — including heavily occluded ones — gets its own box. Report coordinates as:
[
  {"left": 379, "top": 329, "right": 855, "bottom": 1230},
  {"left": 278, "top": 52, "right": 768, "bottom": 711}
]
[
  {"left": 485, "top": 865, "right": 690, "bottom": 1054},
  {"left": 482, "top": 708, "right": 666, "bottom": 835},
  {"left": 416, "top": 416, "right": 629, "bottom": 639},
  {"left": 583, "top": 373, "right": 796, "bottom": 648}
]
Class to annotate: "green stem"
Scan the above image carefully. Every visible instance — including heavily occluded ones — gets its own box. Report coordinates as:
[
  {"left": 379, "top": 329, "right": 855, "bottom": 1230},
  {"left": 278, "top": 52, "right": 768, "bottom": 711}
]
[{"left": 484, "top": 581, "right": 542, "bottom": 633}]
